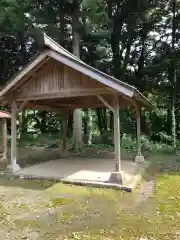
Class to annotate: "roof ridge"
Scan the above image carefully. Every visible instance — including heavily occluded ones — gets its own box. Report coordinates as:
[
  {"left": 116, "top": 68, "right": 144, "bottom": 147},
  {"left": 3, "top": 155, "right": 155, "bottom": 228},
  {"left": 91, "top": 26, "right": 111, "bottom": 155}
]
[{"left": 44, "top": 34, "right": 81, "bottom": 62}]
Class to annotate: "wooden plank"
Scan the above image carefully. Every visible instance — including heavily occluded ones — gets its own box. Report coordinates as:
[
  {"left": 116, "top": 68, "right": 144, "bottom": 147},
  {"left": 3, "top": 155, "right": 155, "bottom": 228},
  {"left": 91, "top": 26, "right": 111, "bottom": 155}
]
[{"left": 10, "top": 59, "right": 109, "bottom": 100}]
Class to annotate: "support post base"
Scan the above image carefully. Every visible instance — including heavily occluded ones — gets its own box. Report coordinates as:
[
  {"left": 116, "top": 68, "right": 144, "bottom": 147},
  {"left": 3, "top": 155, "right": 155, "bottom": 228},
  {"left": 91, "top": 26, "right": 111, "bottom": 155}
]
[
  {"left": 108, "top": 172, "right": 122, "bottom": 184},
  {"left": 6, "top": 164, "right": 20, "bottom": 173},
  {"left": 135, "top": 155, "right": 145, "bottom": 163}
]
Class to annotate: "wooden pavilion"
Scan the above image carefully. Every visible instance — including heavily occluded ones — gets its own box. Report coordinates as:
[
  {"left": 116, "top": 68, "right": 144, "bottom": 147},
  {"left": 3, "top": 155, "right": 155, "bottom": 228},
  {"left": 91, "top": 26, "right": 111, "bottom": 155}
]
[{"left": 0, "top": 34, "right": 151, "bottom": 182}]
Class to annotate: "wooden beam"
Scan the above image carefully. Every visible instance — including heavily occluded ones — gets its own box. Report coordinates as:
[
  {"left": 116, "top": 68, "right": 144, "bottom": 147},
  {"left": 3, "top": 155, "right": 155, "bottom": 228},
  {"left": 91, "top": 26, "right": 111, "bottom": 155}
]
[
  {"left": 27, "top": 103, "right": 61, "bottom": 112},
  {"left": 26, "top": 101, "right": 122, "bottom": 112},
  {"left": 106, "top": 87, "right": 137, "bottom": 108},
  {"left": 40, "top": 95, "right": 130, "bottom": 108},
  {"left": 97, "top": 95, "right": 115, "bottom": 112},
  {"left": 113, "top": 94, "right": 121, "bottom": 172},
  {"left": 27, "top": 102, "right": 77, "bottom": 113},
  {"left": 46, "top": 103, "right": 76, "bottom": 108},
  {"left": 24, "top": 99, "right": 130, "bottom": 112},
  {"left": 14, "top": 88, "right": 110, "bottom": 102},
  {"left": 17, "top": 100, "right": 28, "bottom": 112},
  {"left": 121, "top": 94, "right": 139, "bottom": 109}
]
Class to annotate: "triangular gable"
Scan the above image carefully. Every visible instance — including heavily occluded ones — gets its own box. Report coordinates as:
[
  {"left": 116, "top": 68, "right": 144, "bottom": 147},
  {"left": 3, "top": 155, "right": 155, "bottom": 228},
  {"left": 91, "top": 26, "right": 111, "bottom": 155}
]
[
  {"left": 43, "top": 34, "right": 135, "bottom": 97},
  {"left": 17, "top": 59, "right": 109, "bottom": 100},
  {"left": 0, "top": 34, "right": 151, "bottom": 108}
]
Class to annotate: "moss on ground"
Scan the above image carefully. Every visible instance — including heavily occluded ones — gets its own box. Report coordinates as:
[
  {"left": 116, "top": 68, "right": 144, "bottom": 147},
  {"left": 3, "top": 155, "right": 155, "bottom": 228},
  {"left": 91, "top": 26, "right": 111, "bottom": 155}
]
[
  {"left": 50, "top": 197, "right": 75, "bottom": 208},
  {"left": 0, "top": 153, "right": 180, "bottom": 239}
]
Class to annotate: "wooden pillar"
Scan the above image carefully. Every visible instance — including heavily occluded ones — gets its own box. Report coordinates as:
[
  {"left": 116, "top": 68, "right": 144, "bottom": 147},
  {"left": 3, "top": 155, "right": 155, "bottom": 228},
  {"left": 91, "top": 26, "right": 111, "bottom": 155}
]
[
  {"left": 7, "top": 101, "right": 20, "bottom": 172},
  {"left": 2, "top": 118, "right": 7, "bottom": 160},
  {"left": 136, "top": 112, "right": 141, "bottom": 156},
  {"left": 113, "top": 94, "right": 121, "bottom": 172},
  {"left": 135, "top": 106, "right": 144, "bottom": 163}
]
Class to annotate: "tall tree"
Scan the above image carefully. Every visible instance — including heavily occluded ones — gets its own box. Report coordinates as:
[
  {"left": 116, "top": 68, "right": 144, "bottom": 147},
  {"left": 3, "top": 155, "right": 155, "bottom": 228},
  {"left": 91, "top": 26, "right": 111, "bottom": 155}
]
[
  {"left": 72, "top": 0, "right": 83, "bottom": 150},
  {"left": 171, "top": 0, "right": 177, "bottom": 150}
]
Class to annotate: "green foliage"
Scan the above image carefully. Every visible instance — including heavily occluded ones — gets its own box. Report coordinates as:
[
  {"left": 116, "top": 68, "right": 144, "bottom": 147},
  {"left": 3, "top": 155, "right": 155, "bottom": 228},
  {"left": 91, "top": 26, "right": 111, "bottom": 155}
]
[
  {"left": 18, "top": 133, "right": 61, "bottom": 148},
  {"left": 1, "top": 0, "right": 180, "bottom": 149},
  {"left": 82, "top": 0, "right": 107, "bottom": 24}
]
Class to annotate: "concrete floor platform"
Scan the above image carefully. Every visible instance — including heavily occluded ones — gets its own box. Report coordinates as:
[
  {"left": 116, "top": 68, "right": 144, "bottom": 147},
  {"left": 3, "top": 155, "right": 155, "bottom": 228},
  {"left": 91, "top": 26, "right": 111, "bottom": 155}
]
[{"left": 13, "top": 158, "right": 149, "bottom": 191}]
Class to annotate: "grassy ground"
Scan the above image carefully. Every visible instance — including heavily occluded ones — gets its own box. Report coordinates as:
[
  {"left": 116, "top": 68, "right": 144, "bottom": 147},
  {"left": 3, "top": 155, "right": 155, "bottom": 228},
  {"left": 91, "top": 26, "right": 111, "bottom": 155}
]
[{"left": 0, "top": 152, "right": 180, "bottom": 239}]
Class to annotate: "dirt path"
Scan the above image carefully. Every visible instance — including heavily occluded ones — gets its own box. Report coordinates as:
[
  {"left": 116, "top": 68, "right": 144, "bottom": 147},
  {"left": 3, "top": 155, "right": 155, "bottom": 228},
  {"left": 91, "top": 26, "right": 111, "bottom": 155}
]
[{"left": 134, "top": 179, "right": 156, "bottom": 206}]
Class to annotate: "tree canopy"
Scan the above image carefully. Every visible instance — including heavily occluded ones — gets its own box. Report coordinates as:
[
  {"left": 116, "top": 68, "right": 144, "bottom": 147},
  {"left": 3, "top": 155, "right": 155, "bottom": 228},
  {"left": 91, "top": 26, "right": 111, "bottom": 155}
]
[{"left": 0, "top": 0, "right": 180, "bottom": 147}]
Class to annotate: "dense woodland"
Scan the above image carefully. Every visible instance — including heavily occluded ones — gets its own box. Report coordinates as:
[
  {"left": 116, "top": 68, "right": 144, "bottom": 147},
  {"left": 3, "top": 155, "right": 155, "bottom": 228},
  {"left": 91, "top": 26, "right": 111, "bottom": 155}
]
[{"left": 0, "top": 0, "right": 180, "bottom": 150}]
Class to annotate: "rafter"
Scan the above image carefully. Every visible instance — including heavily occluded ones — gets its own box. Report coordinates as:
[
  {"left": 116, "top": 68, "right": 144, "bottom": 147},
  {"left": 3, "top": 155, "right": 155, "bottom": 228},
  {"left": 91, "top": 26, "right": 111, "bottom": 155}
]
[{"left": 97, "top": 95, "right": 115, "bottom": 112}]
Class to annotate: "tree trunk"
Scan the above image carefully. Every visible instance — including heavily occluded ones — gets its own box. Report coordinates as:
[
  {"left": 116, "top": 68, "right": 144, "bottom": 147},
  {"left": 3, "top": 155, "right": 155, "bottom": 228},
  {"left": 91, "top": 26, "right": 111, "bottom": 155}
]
[
  {"left": 59, "top": 4, "right": 65, "bottom": 46},
  {"left": 40, "top": 111, "right": 47, "bottom": 134},
  {"left": 120, "top": 19, "right": 135, "bottom": 82},
  {"left": 72, "top": 109, "right": 83, "bottom": 150},
  {"left": 110, "top": 111, "right": 113, "bottom": 132},
  {"left": 135, "top": 23, "right": 148, "bottom": 91},
  {"left": 62, "top": 119, "right": 68, "bottom": 152},
  {"left": 72, "top": 4, "right": 83, "bottom": 150},
  {"left": 68, "top": 113, "right": 73, "bottom": 138},
  {"left": 97, "top": 109, "right": 104, "bottom": 135},
  {"left": 87, "top": 109, "right": 93, "bottom": 146},
  {"left": 172, "top": 88, "right": 176, "bottom": 149},
  {"left": 102, "top": 109, "right": 107, "bottom": 132},
  {"left": 19, "top": 109, "right": 28, "bottom": 139},
  {"left": 171, "top": 0, "right": 176, "bottom": 150},
  {"left": 108, "top": 2, "right": 122, "bottom": 78}
]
